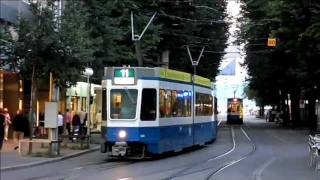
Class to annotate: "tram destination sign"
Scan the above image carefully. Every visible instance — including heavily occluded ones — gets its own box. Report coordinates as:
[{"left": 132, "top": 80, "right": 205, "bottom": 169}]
[{"left": 113, "top": 68, "right": 136, "bottom": 85}]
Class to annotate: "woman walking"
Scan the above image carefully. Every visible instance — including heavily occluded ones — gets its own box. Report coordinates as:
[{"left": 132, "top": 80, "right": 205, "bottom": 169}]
[
  {"left": 0, "top": 109, "right": 5, "bottom": 150},
  {"left": 3, "top": 108, "right": 11, "bottom": 141}
]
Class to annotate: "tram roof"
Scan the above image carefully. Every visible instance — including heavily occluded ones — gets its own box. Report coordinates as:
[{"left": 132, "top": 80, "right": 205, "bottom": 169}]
[{"left": 104, "top": 67, "right": 213, "bottom": 88}]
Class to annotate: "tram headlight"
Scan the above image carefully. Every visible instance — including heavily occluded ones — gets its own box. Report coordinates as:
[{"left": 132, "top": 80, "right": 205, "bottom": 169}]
[{"left": 118, "top": 130, "right": 127, "bottom": 139}]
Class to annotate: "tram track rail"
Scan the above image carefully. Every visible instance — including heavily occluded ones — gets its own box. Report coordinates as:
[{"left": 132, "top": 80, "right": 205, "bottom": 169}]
[
  {"left": 164, "top": 126, "right": 236, "bottom": 179},
  {"left": 205, "top": 126, "right": 256, "bottom": 180},
  {"left": 163, "top": 125, "right": 256, "bottom": 180},
  {"left": 107, "top": 124, "right": 256, "bottom": 180},
  {"left": 114, "top": 125, "right": 235, "bottom": 180}
]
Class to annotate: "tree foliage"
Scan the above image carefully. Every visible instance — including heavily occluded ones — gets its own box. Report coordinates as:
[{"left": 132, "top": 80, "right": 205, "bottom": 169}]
[
  {"left": 0, "top": 24, "right": 16, "bottom": 71},
  {"left": 5, "top": 0, "right": 228, "bottom": 84},
  {"left": 15, "top": 0, "right": 93, "bottom": 87},
  {"left": 86, "top": 0, "right": 228, "bottom": 80},
  {"left": 238, "top": 0, "right": 320, "bottom": 124}
]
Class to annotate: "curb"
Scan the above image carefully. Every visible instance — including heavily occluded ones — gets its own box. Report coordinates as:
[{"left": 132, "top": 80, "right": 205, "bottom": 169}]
[{"left": 1, "top": 145, "right": 100, "bottom": 172}]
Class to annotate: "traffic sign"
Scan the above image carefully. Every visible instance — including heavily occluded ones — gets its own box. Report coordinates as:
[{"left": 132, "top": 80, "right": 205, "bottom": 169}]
[{"left": 267, "top": 38, "right": 277, "bottom": 47}]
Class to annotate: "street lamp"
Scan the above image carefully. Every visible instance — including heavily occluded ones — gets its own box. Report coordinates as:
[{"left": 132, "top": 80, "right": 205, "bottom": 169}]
[{"left": 83, "top": 67, "right": 93, "bottom": 139}]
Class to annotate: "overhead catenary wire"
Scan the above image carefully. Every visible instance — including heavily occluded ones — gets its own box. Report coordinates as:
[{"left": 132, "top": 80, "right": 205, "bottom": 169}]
[
  {"left": 158, "top": 31, "right": 227, "bottom": 43},
  {"left": 123, "top": 0, "right": 226, "bottom": 24}
]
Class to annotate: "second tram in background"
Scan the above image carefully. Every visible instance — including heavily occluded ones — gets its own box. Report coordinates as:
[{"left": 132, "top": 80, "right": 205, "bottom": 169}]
[
  {"left": 227, "top": 98, "right": 243, "bottom": 124},
  {"left": 100, "top": 67, "right": 218, "bottom": 158}
]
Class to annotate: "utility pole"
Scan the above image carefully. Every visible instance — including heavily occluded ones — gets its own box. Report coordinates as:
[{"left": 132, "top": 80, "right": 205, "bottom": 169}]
[
  {"left": 186, "top": 45, "right": 205, "bottom": 145},
  {"left": 131, "top": 11, "right": 157, "bottom": 66}
]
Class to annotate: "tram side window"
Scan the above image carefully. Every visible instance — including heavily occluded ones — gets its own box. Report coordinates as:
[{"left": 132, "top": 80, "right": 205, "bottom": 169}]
[
  {"left": 172, "top": 91, "right": 178, "bottom": 117},
  {"left": 159, "top": 89, "right": 166, "bottom": 118},
  {"left": 177, "top": 90, "right": 184, "bottom": 117},
  {"left": 205, "top": 95, "right": 213, "bottom": 115},
  {"left": 195, "top": 93, "right": 202, "bottom": 116},
  {"left": 165, "top": 90, "right": 172, "bottom": 117},
  {"left": 195, "top": 93, "right": 213, "bottom": 116},
  {"left": 185, "top": 91, "right": 192, "bottom": 117},
  {"left": 140, "top": 89, "right": 157, "bottom": 121}
]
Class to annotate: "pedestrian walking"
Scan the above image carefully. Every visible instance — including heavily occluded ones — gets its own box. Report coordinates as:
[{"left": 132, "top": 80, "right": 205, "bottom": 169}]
[
  {"left": 96, "top": 110, "right": 102, "bottom": 131},
  {"left": 12, "top": 110, "right": 28, "bottom": 150},
  {"left": 80, "top": 113, "right": 88, "bottom": 136},
  {"left": 65, "top": 109, "right": 72, "bottom": 135},
  {"left": 38, "top": 112, "right": 46, "bottom": 136},
  {"left": 0, "top": 108, "right": 5, "bottom": 151},
  {"left": 58, "top": 112, "right": 64, "bottom": 135},
  {"left": 3, "top": 108, "right": 11, "bottom": 141},
  {"left": 72, "top": 112, "right": 80, "bottom": 135},
  {"left": 79, "top": 111, "right": 87, "bottom": 136}
]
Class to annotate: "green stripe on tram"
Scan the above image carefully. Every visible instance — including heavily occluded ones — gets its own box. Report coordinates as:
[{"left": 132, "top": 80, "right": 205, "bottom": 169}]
[
  {"left": 159, "top": 68, "right": 212, "bottom": 88},
  {"left": 159, "top": 68, "right": 191, "bottom": 83},
  {"left": 194, "top": 75, "right": 211, "bottom": 88}
]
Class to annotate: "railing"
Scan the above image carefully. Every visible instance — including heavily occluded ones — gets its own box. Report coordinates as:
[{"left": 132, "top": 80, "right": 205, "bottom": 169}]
[{"left": 308, "top": 134, "right": 320, "bottom": 170}]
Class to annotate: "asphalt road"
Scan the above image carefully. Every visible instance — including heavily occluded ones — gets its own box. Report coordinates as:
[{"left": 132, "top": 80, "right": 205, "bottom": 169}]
[{"left": 2, "top": 116, "right": 319, "bottom": 180}]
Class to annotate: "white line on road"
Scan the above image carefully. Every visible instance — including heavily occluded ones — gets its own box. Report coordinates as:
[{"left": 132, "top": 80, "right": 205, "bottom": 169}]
[
  {"left": 207, "top": 126, "right": 256, "bottom": 179},
  {"left": 71, "top": 167, "right": 84, "bottom": 170},
  {"left": 218, "top": 119, "right": 222, "bottom": 126},
  {"left": 241, "top": 127, "right": 252, "bottom": 142},
  {"left": 118, "top": 178, "right": 132, "bottom": 180},
  {"left": 63, "top": 175, "right": 79, "bottom": 180},
  {"left": 252, "top": 157, "right": 276, "bottom": 180}
]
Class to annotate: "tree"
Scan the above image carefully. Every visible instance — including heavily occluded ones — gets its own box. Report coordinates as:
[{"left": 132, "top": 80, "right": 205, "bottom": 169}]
[
  {"left": 238, "top": 0, "right": 320, "bottom": 127},
  {"left": 16, "top": 0, "right": 93, "bottom": 87},
  {"left": 56, "top": 0, "right": 94, "bottom": 87},
  {"left": 86, "top": 0, "right": 228, "bottom": 81},
  {"left": 0, "top": 24, "right": 17, "bottom": 71}
]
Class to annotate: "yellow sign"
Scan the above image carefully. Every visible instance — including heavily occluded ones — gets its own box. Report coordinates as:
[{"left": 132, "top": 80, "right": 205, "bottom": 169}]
[{"left": 267, "top": 38, "right": 277, "bottom": 47}]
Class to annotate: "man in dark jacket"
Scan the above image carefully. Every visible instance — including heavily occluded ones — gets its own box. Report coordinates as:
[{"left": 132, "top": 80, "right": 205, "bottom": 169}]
[
  {"left": 12, "top": 110, "right": 28, "bottom": 149},
  {"left": 0, "top": 109, "right": 5, "bottom": 151}
]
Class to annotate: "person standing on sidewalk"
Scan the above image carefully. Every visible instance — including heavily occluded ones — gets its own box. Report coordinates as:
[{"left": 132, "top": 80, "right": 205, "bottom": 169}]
[
  {"left": 79, "top": 111, "right": 87, "bottom": 136},
  {"left": 0, "top": 108, "right": 5, "bottom": 150},
  {"left": 12, "top": 110, "right": 27, "bottom": 150},
  {"left": 96, "top": 110, "right": 102, "bottom": 131},
  {"left": 58, "top": 112, "right": 64, "bottom": 135},
  {"left": 3, "top": 108, "right": 11, "bottom": 141},
  {"left": 72, "top": 112, "right": 80, "bottom": 135},
  {"left": 65, "top": 109, "right": 72, "bottom": 135}
]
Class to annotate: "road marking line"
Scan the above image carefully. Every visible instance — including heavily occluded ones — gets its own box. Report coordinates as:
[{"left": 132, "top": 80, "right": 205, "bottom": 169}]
[
  {"left": 218, "top": 119, "right": 222, "bottom": 126},
  {"left": 241, "top": 127, "right": 252, "bottom": 142},
  {"left": 252, "top": 157, "right": 276, "bottom": 180},
  {"left": 64, "top": 175, "right": 79, "bottom": 180},
  {"left": 118, "top": 178, "right": 132, "bottom": 180},
  {"left": 72, "top": 167, "right": 84, "bottom": 170}
]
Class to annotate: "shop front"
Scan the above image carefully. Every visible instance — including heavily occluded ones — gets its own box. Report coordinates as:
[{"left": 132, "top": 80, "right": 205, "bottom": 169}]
[
  {"left": 0, "top": 70, "right": 23, "bottom": 139},
  {"left": 66, "top": 82, "right": 101, "bottom": 131}
]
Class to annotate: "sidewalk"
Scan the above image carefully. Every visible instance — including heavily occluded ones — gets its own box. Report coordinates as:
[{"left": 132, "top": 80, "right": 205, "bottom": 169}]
[{"left": 0, "top": 134, "right": 101, "bottom": 171}]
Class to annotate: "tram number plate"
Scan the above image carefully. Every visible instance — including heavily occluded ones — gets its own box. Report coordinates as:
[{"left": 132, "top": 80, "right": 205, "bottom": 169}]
[{"left": 114, "top": 69, "right": 135, "bottom": 85}]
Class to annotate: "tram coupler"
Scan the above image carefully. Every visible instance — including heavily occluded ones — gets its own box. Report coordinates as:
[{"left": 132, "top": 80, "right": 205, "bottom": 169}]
[{"left": 112, "top": 142, "right": 129, "bottom": 156}]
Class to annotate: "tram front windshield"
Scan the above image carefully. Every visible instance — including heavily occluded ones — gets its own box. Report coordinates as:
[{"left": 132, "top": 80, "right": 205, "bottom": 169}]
[{"left": 110, "top": 89, "right": 138, "bottom": 119}]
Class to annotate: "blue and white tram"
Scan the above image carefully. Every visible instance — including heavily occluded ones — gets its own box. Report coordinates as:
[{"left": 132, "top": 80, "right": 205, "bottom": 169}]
[{"left": 100, "top": 67, "right": 218, "bottom": 158}]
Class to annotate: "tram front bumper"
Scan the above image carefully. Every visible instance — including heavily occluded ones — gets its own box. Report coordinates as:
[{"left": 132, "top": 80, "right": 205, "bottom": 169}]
[{"left": 112, "top": 142, "right": 129, "bottom": 156}]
